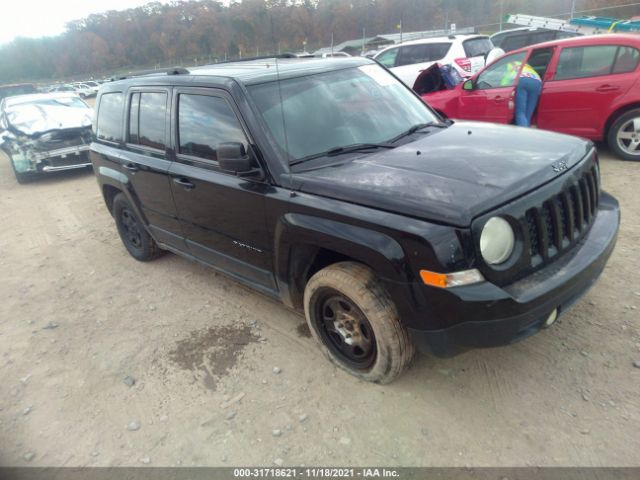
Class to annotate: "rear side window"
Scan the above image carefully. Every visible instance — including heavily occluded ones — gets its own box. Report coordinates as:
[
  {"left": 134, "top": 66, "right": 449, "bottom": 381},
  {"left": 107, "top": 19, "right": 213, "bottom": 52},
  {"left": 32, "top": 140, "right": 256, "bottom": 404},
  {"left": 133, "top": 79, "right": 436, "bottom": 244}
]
[
  {"left": 612, "top": 46, "right": 640, "bottom": 73},
  {"left": 463, "top": 38, "right": 493, "bottom": 58},
  {"left": 128, "top": 92, "right": 167, "bottom": 150},
  {"left": 532, "top": 31, "right": 556, "bottom": 44},
  {"left": 396, "top": 43, "right": 451, "bottom": 67},
  {"left": 96, "top": 92, "right": 123, "bottom": 142},
  {"left": 501, "top": 34, "right": 530, "bottom": 52},
  {"left": 555, "top": 45, "right": 618, "bottom": 80},
  {"left": 177, "top": 94, "right": 247, "bottom": 161}
]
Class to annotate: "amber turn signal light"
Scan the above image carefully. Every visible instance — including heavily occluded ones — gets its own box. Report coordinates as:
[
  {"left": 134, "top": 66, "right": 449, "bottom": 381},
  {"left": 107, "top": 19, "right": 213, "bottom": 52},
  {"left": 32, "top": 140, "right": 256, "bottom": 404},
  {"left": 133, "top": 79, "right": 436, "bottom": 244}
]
[{"left": 419, "top": 268, "right": 485, "bottom": 288}]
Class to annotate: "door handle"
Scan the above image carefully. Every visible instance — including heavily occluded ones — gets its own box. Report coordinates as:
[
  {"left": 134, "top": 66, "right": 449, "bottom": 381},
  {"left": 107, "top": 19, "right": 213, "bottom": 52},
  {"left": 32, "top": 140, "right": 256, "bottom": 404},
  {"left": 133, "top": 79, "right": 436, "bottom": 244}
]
[
  {"left": 173, "top": 177, "right": 195, "bottom": 190},
  {"left": 494, "top": 96, "right": 506, "bottom": 102},
  {"left": 123, "top": 163, "right": 139, "bottom": 172},
  {"left": 595, "top": 84, "right": 619, "bottom": 92}
]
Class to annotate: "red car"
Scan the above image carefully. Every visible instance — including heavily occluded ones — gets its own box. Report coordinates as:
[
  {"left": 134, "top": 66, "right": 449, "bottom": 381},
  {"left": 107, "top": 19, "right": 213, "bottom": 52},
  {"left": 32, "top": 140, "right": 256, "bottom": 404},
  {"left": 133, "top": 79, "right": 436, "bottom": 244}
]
[{"left": 421, "top": 34, "right": 640, "bottom": 160}]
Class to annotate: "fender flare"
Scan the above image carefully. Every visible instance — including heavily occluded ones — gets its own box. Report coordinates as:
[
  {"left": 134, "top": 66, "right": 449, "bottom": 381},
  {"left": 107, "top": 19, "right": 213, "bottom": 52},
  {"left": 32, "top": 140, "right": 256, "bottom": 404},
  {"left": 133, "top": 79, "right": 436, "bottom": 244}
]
[{"left": 274, "top": 213, "right": 413, "bottom": 310}]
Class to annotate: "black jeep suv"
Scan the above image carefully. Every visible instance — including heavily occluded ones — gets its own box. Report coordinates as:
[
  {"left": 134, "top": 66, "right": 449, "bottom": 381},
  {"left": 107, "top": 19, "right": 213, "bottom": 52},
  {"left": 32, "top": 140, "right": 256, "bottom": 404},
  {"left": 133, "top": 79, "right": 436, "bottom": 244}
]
[{"left": 90, "top": 57, "right": 619, "bottom": 383}]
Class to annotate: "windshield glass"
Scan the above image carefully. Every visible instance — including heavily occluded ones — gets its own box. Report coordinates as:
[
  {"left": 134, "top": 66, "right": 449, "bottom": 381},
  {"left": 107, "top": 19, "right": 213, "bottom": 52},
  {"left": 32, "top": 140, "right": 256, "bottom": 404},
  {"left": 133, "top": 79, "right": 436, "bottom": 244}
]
[{"left": 248, "top": 64, "right": 438, "bottom": 162}]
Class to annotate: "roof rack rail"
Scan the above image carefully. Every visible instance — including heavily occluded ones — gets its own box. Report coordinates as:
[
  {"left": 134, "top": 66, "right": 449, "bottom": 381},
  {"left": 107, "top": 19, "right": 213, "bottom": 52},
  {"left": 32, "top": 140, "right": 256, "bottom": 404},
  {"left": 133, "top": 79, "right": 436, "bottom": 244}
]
[
  {"left": 109, "top": 66, "right": 189, "bottom": 82},
  {"left": 215, "top": 53, "right": 299, "bottom": 65}
]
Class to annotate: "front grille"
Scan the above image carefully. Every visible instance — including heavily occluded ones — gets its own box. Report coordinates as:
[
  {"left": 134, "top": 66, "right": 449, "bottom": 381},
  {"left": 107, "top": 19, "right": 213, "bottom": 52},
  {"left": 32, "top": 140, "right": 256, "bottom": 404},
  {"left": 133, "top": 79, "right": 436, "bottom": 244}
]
[{"left": 523, "top": 165, "right": 599, "bottom": 267}]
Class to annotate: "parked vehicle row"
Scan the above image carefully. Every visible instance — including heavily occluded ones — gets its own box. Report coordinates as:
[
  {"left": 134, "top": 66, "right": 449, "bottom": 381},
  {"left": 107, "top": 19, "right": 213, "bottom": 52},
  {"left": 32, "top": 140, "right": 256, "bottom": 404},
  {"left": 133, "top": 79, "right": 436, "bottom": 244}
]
[
  {"left": 89, "top": 58, "right": 619, "bottom": 383},
  {"left": 420, "top": 34, "right": 640, "bottom": 160},
  {"left": 373, "top": 34, "right": 498, "bottom": 87},
  {"left": 47, "top": 82, "right": 97, "bottom": 98}
]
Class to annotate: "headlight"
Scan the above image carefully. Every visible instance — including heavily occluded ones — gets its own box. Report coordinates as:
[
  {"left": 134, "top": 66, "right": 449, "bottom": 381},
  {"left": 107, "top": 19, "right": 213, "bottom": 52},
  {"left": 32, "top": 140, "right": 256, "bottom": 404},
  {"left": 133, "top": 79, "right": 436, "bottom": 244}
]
[{"left": 480, "top": 217, "right": 515, "bottom": 265}]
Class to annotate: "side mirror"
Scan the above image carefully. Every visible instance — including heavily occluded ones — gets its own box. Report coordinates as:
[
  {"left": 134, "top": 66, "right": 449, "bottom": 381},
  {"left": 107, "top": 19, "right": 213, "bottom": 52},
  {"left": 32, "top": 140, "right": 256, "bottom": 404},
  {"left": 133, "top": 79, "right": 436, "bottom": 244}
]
[
  {"left": 218, "top": 142, "right": 252, "bottom": 173},
  {"left": 218, "top": 142, "right": 264, "bottom": 179},
  {"left": 462, "top": 79, "right": 474, "bottom": 91}
]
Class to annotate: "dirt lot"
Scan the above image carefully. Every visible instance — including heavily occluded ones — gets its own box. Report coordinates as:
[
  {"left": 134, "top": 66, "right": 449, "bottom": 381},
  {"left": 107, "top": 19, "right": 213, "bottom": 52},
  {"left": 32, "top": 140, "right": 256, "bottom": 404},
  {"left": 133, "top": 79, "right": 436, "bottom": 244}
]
[{"left": 0, "top": 144, "right": 639, "bottom": 468}]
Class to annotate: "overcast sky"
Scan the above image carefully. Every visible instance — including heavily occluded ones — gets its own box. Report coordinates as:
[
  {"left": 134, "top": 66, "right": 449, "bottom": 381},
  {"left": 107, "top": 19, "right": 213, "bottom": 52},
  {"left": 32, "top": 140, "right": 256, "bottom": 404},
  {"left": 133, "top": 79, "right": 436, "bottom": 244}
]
[{"left": 0, "top": 0, "right": 175, "bottom": 45}]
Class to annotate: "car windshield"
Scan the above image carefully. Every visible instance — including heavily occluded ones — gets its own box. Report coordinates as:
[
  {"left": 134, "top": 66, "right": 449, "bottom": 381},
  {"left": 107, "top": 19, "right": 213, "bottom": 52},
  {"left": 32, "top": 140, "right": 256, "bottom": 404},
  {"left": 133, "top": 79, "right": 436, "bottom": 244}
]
[{"left": 248, "top": 64, "right": 439, "bottom": 163}]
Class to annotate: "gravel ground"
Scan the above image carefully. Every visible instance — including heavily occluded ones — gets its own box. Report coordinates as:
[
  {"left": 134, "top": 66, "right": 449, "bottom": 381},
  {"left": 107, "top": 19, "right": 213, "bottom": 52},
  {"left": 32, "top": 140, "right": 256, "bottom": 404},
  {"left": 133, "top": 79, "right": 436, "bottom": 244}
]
[{"left": 0, "top": 143, "right": 638, "bottom": 467}]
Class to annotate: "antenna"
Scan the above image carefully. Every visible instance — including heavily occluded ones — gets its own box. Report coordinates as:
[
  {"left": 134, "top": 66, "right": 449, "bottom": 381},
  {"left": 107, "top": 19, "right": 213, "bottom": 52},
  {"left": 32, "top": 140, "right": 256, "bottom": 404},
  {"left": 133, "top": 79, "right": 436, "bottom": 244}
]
[
  {"left": 269, "top": 12, "right": 294, "bottom": 195},
  {"left": 274, "top": 57, "right": 294, "bottom": 196}
]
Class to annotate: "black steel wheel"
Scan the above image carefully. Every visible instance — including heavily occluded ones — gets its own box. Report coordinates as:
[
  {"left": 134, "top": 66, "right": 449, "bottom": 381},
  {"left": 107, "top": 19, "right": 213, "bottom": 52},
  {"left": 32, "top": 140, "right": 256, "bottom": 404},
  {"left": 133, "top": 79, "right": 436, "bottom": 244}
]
[
  {"left": 112, "top": 193, "right": 163, "bottom": 261},
  {"left": 314, "top": 289, "right": 377, "bottom": 370},
  {"left": 304, "top": 262, "right": 415, "bottom": 384}
]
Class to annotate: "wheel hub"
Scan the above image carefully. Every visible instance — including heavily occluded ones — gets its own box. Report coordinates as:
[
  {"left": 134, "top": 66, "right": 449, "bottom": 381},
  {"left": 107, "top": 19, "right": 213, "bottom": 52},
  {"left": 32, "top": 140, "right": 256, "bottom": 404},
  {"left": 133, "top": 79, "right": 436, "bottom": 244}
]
[
  {"left": 315, "top": 291, "right": 376, "bottom": 369},
  {"left": 121, "top": 208, "right": 142, "bottom": 248},
  {"left": 334, "top": 313, "right": 363, "bottom": 346},
  {"left": 616, "top": 117, "right": 640, "bottom": 156}
]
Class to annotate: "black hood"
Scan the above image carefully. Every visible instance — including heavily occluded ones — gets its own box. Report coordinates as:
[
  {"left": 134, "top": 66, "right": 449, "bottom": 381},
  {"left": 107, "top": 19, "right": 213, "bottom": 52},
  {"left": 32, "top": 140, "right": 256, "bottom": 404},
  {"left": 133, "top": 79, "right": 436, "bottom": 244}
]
[{"left": 292, "top": 122, "right": 593, "bottom": 227}]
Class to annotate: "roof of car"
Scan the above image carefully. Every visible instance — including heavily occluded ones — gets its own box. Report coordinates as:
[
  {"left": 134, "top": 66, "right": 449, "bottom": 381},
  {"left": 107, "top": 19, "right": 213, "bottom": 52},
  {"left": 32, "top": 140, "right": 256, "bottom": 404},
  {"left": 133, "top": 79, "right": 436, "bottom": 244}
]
[
  {"left": 104, "top": 57, "right": 372, "bottom": 89},
  {"left": 508, "top": 33, "right": 640, "bottom": 52},
  {"left": 490, "top": 27, "right": 544, "bottom": 38},
  {"left": 399, "top": 34, "right": 487, "bottom": 47},
  {"left": 372, "top": 34, "right": 488, "bottom": 57}
]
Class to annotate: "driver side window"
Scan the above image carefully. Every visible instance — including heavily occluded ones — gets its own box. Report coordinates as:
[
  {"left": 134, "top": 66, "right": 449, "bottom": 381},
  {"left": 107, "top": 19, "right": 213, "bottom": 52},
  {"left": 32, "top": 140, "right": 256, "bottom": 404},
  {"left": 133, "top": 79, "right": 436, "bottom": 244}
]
[
  {"left": 376, "top": 47, "right": 399, "bottom": 68},
  {"left": 475, "top": 51, "right": 527, "bottom": 90}
]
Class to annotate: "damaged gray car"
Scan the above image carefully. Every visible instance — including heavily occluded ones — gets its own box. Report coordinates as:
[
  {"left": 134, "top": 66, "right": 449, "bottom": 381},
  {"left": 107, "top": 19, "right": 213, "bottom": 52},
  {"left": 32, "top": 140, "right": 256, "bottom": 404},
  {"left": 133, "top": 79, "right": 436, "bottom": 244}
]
[{"left": 0, "top": 92, "right": 93, "bottom": 183}]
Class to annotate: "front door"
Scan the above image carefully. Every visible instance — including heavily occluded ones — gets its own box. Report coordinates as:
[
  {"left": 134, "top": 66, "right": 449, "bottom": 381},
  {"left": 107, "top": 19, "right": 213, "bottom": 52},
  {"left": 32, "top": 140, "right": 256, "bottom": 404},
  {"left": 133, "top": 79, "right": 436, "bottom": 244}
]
[
  {"left": 457, "top": 50, "right": 528, "bottom": 124},
  {"left": 168, "top": 88, "right": 276, "bottom": 293}
]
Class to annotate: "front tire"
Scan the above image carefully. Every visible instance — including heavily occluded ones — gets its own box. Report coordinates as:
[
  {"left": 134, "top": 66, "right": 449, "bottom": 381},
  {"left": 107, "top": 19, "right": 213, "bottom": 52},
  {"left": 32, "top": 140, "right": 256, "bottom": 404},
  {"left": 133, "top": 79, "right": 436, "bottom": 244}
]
[
  {"left": 303, "top": 262, "right": 415, "bottom": 384},
  {"left": 112, "top": 193, "right": 163, "bottom": 261},
  {"left": 7, "top": 153, "right": 33, "bottom": 184},
  {"left": 608, "top": 109, "right": 640, "bottom": 161}
]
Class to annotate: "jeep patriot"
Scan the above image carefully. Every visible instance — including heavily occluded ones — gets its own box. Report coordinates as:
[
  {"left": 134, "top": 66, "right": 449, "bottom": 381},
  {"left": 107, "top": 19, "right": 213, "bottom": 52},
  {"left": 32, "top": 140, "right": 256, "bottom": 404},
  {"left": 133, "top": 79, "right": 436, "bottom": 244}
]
[{"left": 90, "top": 58, "right": 620, "bottom": 383}]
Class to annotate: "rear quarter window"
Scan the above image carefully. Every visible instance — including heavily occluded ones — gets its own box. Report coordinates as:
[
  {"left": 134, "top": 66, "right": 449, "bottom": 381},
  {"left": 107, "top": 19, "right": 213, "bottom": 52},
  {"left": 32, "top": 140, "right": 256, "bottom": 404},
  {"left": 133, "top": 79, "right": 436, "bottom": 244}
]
[
  {"left": 612, "top": 46, "right": 640, "bottom": 73},
  {"left": 96, "top": 92, "right": 124, "bottom": 143}
]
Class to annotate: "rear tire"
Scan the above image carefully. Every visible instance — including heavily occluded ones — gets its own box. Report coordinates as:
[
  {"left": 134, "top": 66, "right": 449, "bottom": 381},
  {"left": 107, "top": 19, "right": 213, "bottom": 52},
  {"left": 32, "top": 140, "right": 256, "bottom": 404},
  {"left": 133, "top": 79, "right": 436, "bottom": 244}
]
[
  {"left": 112, "top": 193, "right": 163, "bottom": 261},
  {"left": 608, "top": 109, "right": 640, "bottom": 161},
  {"left": 303, "top": 262, "right": 415, "bottom": 384}
]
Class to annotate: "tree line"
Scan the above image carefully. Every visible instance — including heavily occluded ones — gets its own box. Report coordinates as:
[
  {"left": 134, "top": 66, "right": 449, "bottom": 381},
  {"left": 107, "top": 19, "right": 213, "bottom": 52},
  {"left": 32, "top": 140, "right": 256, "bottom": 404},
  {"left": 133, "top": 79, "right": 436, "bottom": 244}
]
[{"left": 0, "top": 0, "right": 633, "bottom": 83}]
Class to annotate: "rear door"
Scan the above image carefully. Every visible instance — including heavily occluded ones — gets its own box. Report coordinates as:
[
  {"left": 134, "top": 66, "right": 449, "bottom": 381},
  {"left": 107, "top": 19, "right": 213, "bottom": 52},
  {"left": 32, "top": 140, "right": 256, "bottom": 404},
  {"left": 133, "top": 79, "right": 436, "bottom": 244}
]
[
  {"left": 536, "top": 44, "right": 640, "bottom": 139},
  {"left": 121, "top": 87, "right": 185, "bottom": 249},
  {"left": 168, "top": 87, "right": 276, "bottom": 293},
  {"left": 457, "top": 50, "right": 527, "bottom": 123}
]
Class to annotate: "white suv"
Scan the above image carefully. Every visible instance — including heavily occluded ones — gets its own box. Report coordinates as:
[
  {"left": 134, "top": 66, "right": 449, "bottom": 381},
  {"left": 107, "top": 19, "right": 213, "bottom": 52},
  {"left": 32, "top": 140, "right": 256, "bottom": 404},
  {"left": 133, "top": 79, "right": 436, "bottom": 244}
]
[{"left": 374, "top": 34, "right": 497, "bottom": 88}]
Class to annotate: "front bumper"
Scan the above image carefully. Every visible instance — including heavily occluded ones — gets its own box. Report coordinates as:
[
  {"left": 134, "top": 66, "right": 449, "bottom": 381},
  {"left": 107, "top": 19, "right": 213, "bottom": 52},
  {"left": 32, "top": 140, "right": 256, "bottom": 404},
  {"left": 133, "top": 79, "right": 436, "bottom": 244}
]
[
  {"left": 13, "top": 146, "right": 91, "bottom": 174},
  {"left": 407, "top": 191, "right": 620, "bottom": 357}
]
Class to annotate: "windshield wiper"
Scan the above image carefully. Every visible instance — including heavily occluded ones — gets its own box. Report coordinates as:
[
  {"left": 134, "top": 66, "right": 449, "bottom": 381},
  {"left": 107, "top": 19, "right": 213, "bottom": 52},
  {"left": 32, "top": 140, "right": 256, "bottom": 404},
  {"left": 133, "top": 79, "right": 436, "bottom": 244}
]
[
  {"left": 290, "top": 142, "right": 394, "bottom": 166},
  {"left": 388, "top": 121, "right": 447, "bottom": 144}
]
